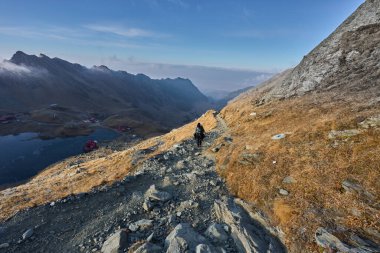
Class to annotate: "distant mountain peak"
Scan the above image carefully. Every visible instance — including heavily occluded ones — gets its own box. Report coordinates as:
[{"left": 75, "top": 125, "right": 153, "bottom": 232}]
[
  {"left": 92, "top": 65, "right": 112, "bottom": 72},
  {"left": 10, "top": 51, "right": 28, "bottom": 63},
  {"left": 39, "top": 53, "right": 49, "bottom": 59}
]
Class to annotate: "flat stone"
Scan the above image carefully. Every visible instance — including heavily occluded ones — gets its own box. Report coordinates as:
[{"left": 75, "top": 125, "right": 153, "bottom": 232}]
[
  {"left": 204, "top": 223, "right": 229, "bottom": 242},
  {"left": 101, "top": 230, "right": 128, "bottom": 253},
  {"left": 0, "top": 243, "right": 10, "bottom": 249},
  {"left": 271, "top": 134, "right": 285, "bottom": 140},
  {"left": 282, "top": 176, "right": 296, "bottom": 184},
  {"left": 342, "top": 179, "right": 374, "bottom": 199},
  {"left": 279, "top": 189, "right": 289, "bottom": 196},
  {"left": 22, "top": 228, "right": 34, "bottom": 240}
]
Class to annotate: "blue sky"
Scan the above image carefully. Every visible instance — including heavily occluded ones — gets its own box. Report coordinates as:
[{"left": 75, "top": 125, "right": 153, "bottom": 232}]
[{"left": 0, "top": 0, "right": 363, "bottom": 93}]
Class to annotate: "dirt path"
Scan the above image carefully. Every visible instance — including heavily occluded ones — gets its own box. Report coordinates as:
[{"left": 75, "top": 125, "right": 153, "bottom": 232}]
[
  {"left": 0, "top": 115, "right": 287, "bottom": 253},
  {"left": 215, "top": 114, "right": 229, "bottom": 133}
]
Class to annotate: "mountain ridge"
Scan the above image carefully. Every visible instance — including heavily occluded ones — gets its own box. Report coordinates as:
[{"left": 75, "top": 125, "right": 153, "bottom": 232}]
[{"left": 0, "top": 51, "right": 211, "bottom": 137}]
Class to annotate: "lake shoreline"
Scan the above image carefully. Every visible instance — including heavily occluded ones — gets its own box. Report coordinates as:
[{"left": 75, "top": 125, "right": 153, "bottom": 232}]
[{"left": 0, "top": 128, "right": 124, "bottom": 187}]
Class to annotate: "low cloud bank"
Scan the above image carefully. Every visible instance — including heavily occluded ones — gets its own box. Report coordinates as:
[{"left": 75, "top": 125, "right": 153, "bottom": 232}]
[{"left": 0, "top": 61, "right": 47, "bottom": 77}]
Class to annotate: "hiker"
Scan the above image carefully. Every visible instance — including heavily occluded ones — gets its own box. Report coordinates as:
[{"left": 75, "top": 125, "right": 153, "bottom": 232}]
[{"left": 194, "top": 123, "right": 205, "bottom": 147}]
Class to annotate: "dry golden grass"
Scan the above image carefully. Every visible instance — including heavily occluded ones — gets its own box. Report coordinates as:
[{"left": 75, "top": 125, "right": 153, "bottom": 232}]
[
  {"left": 0, "top": 110, "right": 218, "bottom": 221},
  {"left": 214, "top": 90, "right": 380, "bottom": 251}
]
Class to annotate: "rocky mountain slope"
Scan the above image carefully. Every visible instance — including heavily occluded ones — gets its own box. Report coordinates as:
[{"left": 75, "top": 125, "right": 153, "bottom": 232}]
[
  {"left": 257, "top": 0, "right": 379, "bottom": 103},
  {"left": 212, "top": 0, "right": 380, "bottom": 251},
  {"left": 0, "top": 52, "right": 211, "bottom": 136},
  {"left": 0, "top": 1, "right": 379, "bottom": 253}
]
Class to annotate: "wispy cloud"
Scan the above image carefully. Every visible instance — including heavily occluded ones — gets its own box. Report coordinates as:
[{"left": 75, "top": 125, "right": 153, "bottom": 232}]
[
  {"left": 0, "top": 60, "right": 48, "bottom": 77},
  {"left": 0, "top": 25, "right": 157, "bottom": 49},
  {"left": 84, "top": 24, "right": 158, "bottom": 38}
]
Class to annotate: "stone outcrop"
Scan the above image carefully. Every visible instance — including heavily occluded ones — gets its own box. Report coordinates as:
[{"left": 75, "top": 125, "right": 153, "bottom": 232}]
[
  {"left": 256, "top": 0, "right": 380, "bottom": 102},
  {"left": 214, "top": 199, "right": 286, "bottom": 253}
]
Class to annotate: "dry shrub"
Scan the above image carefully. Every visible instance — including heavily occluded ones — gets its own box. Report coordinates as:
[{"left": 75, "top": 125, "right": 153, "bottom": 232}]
[{"left": 273, "top": 199, "right": 294, "bottom": 226}]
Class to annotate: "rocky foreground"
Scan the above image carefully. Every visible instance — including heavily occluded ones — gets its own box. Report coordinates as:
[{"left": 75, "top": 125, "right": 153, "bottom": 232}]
[{"left": 0, "top": 126, "right": 288, "bottom": 253}]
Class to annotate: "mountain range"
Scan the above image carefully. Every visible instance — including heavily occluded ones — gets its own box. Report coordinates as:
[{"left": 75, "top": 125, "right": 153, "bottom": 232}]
[{"left": 0, "top": 51, "right": 211, "bottom": 136}]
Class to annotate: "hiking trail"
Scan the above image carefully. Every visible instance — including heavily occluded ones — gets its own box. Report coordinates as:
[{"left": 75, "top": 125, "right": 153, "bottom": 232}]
[{"left": 0, "top": 113, "right": 287, "bottom": 253}]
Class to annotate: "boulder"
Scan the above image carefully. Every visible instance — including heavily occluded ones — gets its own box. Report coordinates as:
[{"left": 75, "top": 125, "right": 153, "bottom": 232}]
[
  {"left": 101, "top": 230, "right": 128, "bottom": 253},
  {"left": 167, "top": 237, "right": 188, "bottom": 253},
  {"left": 165, "top": 223, "right": 208, "bottom": 252},
  {"left": 205, "top": 223, "right": 229, "bottom": 242}
]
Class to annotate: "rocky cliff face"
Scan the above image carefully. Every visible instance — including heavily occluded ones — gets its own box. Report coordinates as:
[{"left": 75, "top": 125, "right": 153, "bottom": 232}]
[{"left": 259, "top": 0, "right": 380, "bottom": 102}]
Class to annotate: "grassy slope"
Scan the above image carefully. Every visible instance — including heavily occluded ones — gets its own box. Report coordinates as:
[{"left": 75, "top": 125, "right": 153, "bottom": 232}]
[
  {"left": 214, "top": 88, "right": 380, "bottom": 251},
  {"left": 0, "top": 110, "right": 218, "bottom": 221}
]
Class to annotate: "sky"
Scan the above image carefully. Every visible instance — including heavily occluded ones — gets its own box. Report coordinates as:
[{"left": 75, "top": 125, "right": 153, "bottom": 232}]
[{"left": 0, "top": 0, "right": 364, "bottom": 94}]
